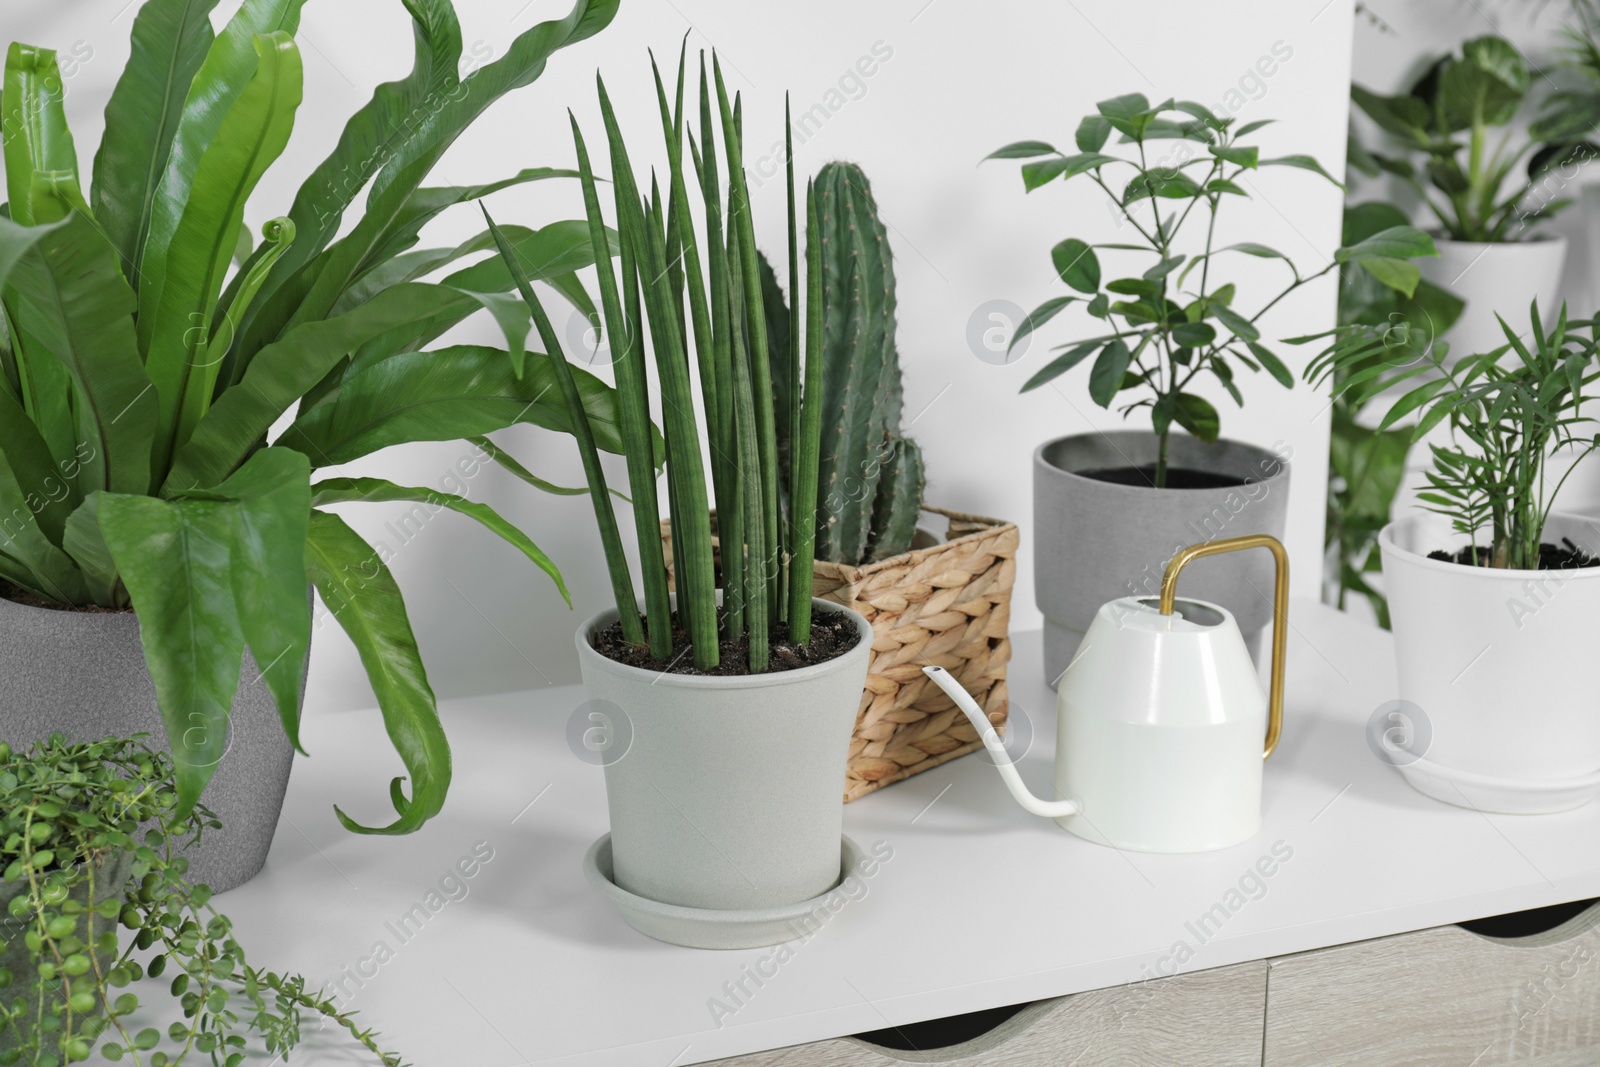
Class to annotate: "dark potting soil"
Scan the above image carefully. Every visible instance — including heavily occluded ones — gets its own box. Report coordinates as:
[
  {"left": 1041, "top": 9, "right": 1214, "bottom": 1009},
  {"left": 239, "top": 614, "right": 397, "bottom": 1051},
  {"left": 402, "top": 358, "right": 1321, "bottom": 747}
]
[
  {"left": 1077, "top": 465, "right": 1245, "bottom": 490},
  {"left": 0, "top": 579, "right": 128, "bottom": 613},
  {"left": 590, "top": 610, "right": 860, "bottom": 676},
  {"left": 1426, "top": 539, "right": 1600, "bottom": 570}
]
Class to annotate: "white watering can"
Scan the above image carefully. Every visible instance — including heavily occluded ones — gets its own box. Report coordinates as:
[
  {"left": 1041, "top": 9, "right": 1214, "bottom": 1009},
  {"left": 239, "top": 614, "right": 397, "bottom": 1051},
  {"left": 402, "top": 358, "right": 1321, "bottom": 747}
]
[{"left": 924, "top": 534, "right": 1288, "bottom": 853}]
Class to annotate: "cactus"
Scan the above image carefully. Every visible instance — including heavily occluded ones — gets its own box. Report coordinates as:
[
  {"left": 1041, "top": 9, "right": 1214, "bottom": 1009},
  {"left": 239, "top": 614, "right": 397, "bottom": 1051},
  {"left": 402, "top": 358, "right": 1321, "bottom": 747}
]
[{"left": 764, "top": 161, "right": 923, "bottom": 567}]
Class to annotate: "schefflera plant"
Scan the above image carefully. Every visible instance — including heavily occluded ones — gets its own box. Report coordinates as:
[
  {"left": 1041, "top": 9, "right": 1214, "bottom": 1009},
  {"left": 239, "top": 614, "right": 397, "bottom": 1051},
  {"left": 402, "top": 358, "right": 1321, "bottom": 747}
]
[
  {"left": 490, "top": 46, "right": 827, "bottom": 673},
  {"left": 990, "top": 93, "right": 1437, "bottom": 486}
]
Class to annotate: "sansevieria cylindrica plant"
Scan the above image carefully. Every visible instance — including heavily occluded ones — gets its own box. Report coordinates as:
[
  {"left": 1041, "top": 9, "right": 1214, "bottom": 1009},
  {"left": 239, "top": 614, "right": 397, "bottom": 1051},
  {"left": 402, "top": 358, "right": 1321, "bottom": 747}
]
[
  {"left": 491, "top": 45, "right": 830, "bottom": 673},
  {"left": 0, "top": 0, "right": 630, "bottom": 832}
]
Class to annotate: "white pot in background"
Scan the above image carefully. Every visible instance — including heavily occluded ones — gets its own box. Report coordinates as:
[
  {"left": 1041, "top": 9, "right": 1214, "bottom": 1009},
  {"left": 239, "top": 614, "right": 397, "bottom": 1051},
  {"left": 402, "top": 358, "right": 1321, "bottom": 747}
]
[
  {"left": 1418, "top": 237, "right": 1567, "bottom": 361},
  {"left": 1379, "top": 511, "right": 1600, "bottom": 813}
]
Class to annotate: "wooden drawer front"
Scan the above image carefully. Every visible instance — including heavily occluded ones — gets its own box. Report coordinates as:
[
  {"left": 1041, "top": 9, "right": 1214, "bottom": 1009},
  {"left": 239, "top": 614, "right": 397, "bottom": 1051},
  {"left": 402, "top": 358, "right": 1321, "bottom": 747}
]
[
  {"left": 711, "top": 961, "right": 1265, "bottom": 1066},
  {"left": 1264, "top": 902, "right": 1600, "bottom": 1066}
]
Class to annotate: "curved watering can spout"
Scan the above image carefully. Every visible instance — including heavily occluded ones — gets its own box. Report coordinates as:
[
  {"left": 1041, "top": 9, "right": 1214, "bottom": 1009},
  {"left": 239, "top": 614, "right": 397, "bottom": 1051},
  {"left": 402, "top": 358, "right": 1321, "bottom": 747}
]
[{"left": 922, "top": 666, "right": 1079, "bottom": 819}]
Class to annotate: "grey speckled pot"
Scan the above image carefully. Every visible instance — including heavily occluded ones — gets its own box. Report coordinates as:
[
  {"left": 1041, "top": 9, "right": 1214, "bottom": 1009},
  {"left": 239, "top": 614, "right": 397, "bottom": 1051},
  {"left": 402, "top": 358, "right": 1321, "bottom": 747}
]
[
  {"left": 0, "top": 596, "right": 297, "bottom": 893},
  {"left": 1034, "top": 431, "right": 1291, "bottom": 686},
  {"left": 576, "top": 599, "right": 872, "bottom": 913}
]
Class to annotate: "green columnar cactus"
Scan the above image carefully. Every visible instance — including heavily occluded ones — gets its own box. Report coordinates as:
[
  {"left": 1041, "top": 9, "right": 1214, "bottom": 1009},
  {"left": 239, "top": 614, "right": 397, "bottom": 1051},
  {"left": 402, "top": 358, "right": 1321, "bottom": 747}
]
[{"left": 809, "top": 161, "right": 924, "bottom": 566}]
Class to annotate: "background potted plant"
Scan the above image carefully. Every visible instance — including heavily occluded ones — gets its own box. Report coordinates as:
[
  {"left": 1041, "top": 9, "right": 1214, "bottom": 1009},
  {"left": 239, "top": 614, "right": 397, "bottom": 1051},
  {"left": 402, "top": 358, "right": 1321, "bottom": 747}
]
[
  {"left": 1351, "top": 35, "right": 1576, "bottom": 358},
  {"left": 989, "top": 94, "right": 1434, "bottom": 683},
  {"left": 1322, "top": 200, "right": 1465, "bottom": 626},
  {"left": 491, "top": 48, "right": 871, "bottom": 944},
  {"left": 0, "top": 733, "right": 400, "bottom": 1064},
  {"left": 0, "top": 0, "right": 627, "bottom": 890},
  {"left": 1306, "top": 301, "right": 1600, "bottom": 813}
]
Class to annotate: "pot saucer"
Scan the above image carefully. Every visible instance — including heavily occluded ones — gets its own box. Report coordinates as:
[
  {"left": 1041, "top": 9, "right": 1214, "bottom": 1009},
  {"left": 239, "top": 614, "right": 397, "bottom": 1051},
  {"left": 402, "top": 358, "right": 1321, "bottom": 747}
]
[
  {"left": 1399, "top": 758, "right": 1600, "bottom": 815},
  {"left": 583, "top": 834, "right": 865, "bottom": 950}
]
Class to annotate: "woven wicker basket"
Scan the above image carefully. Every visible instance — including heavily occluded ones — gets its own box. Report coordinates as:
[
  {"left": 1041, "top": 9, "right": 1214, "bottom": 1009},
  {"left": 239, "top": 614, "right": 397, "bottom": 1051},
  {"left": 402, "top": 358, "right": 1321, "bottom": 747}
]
[{"left": 660, "top": 507, "right": 1017, "bottom": 802}]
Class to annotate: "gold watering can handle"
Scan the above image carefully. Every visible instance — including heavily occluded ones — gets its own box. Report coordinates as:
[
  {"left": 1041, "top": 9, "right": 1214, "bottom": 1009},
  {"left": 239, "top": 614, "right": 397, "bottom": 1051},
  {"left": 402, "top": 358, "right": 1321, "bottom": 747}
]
[{"left": 1158, "top": 534, "right": 1289, "bottom": 761}]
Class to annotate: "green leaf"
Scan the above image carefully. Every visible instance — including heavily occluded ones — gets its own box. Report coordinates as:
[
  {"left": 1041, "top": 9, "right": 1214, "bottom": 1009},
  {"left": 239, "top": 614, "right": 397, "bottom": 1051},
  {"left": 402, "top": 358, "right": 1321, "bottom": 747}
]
[
  {"left": 1357, "top": 257, "right": 1422, "bottom": 297},
  {"left": 1020, "top": 339, "right": 1102, "bottom": 392},
  {"left": 1350, "top": 85, "right": 1430, "bottom": 139},
  {"left": 1171, "top": 321, "right": 1216, "bottom": 348},
  {"left": 1335, "top": 225, "right": 1438, "bottom": 263},
  {"left": 1246, "top": 341, "right": 1295, "bottom": 387},
  {"left": 277, "top": 344, "right": 639, "bottom": 467},
  {"left": 1021, "top": 157, "right": 1069, "bottom": 190},
  {"left": 1209, "top": 144, "right": 1258, "bottom": 168},
  {"left": 1010, "top": 295, "right": 1078, "bottom": 354},
  {"left": 466, "top": 435, "right": 597, "bottom": 496},
  {"left": 98, "top": 492, "right": 245, "bottom": 816},
  {"left": 90, "top": 0, "right": 223, "bottom": 274},
  {"left": 204, "top": 447, "right": 312, "bottom": 753},
  {"left": 1440, "top": 36, "right": 1528, "bottom": 130},
  {"left": 1097, "top": 93, "right": 1154, "bottom": 140},
  {"left": 0, "top": 450, "right": 88, "bottom": 605},
  {"left": 167, "top": 282, "right": 541, "bottom": 493},
  {"left": 1211, "top": 304, "right": 1260, "bottom": 342},
  {"left": 136, "top": 0, "right": 311, "bottom": 299},
  {"left": 144, "top": 31, "right": 304, "bottom": 457},
  {"left": 1088, "top": 339, "right": 1133, "bottom": 406},
  {"left": 250, "top": 0, "right": 620, "bottom": 368},
  {"left": 1234, "top": 119, "right": 1275, "bottom": 137},
  {"left": 1076, "top": 115, "right": 1112, "bottom": 152},
  {"left": 61, "top": 493, "right": 119, "bottom": 606},
  {"left": 0, "top": 367, "right": 76, "bottom": 544},
  {"left": 1221, "top": 241, "right": 1292, "bottom": 261},
  {"left": 1124, "top": 168, "right": 1204, "bottom": 201},
  {"left": 1207, "top": 178, "right": 1248, "bottom": 196},
  {"left": 1259, "top": 154, "right": 1344, "bottom": 188},
  {"left": 985, "top": 140, "right": 1056, "bottom": 159},
  {"left": 1052, "top": 238, "right": 1101, "bottom": 293},
  {"left": 1173, "top": 392, "right": 1220, "bottom": 440},
  {"left": 311, "top": 475, "right": 568, "bottom": 604},
  {"left": 2, "top": 44, "right": 84, "bottom": 227},
  {"left": 305, "top": 510, "right": 449, "bottom": 835},
  {"left": 4, "top": 213, "right": 159, "bottom": 496}
]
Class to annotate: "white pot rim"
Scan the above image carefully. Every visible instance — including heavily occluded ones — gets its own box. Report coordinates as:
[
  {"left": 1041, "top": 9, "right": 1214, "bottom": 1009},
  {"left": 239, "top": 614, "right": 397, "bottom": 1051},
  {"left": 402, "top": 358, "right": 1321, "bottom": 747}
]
[
  {"left": 574, "top": 597, "right": 872, "bottom": 691},
  {"left": 1379, "top": 511, "right": 1600, "bottom": 581},
  {"left": 1428, "top": 233, "right": 1569, "bottom": 251}
]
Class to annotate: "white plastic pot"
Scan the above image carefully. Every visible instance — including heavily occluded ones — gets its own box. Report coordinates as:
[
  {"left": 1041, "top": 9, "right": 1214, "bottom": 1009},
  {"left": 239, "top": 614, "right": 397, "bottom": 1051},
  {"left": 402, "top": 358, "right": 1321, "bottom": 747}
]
[
  {"left": 1379, "top": 511, "right": 1600, "bottom": 813},
  {"left": 575, "top": 599, "right": 872, "bottom": 912},
  {"left": 1418, "top": 237, "right": 1567, "bottom": 362}
]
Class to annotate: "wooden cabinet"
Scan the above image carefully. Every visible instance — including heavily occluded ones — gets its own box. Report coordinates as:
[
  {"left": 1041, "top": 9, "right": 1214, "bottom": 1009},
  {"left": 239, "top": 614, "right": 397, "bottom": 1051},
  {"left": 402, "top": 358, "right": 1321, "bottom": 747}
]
[
  {"left": 1263, "top": 901, "right": 1600, "bottom": 1066},
  {"left": 712, "top": 901, "right": 1600, "bottom": 1067},
  {"left": 710, "top": 961, "right": 1266, "bottom": 1066}
]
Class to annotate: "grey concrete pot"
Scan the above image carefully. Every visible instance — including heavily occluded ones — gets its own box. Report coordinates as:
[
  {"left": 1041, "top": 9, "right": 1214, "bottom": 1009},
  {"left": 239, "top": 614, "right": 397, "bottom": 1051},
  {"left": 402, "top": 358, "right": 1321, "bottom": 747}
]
[
  {"left": 1033, "top": 431, "right": 1291, "bottom": 686},
  {"left": 575, "top": 598, "right": 872, "bottom": 912},
  {"left": 0, "top": 596, "right": 297, "bottom": 894}
]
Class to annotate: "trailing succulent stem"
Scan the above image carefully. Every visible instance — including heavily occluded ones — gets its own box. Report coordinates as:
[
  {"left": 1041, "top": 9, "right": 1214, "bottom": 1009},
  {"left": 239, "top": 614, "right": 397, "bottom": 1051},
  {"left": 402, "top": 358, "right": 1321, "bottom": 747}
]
[{"left": 493, "top": 47, "right": 829, "bottom": 669}]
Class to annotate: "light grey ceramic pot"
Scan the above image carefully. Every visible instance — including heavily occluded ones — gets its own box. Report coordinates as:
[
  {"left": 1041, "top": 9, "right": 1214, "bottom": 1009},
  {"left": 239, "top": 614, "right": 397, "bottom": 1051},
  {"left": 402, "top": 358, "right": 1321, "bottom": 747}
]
[
  {"left": 1034, "top": 431, "right": 1291, "bottom": 686},
  {"left": 0, "top": 596, "right": 296, "bottom": 893},
  {"left": 575, "top": 598, "right": 872, "bottom": 912}
]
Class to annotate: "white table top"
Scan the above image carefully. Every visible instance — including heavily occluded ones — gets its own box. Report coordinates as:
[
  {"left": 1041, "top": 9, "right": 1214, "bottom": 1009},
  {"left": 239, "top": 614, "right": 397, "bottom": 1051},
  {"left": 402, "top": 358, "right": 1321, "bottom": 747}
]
[{"left": 222, "top": 602, "right": 1600, "bottom": 1066}]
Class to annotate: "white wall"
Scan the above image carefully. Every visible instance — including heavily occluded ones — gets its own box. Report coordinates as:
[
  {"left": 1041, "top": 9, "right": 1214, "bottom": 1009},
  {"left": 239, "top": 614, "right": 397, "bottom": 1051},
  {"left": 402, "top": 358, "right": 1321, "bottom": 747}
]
[{"left": 18, "top": 0, "right": 1355, "bottom": 707}]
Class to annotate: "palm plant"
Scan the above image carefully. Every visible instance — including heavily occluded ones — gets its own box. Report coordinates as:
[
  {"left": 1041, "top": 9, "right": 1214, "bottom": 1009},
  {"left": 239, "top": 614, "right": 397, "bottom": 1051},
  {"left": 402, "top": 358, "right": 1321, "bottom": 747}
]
[
  {"left": 1304, "top": 301, "right": 1600, "bottom": 570},
  {"left": 492, "top": 46, "right": 828, "bottom": 673},
  {"left": 0, "top": 0, "right": 631, "bottom": 832}
]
